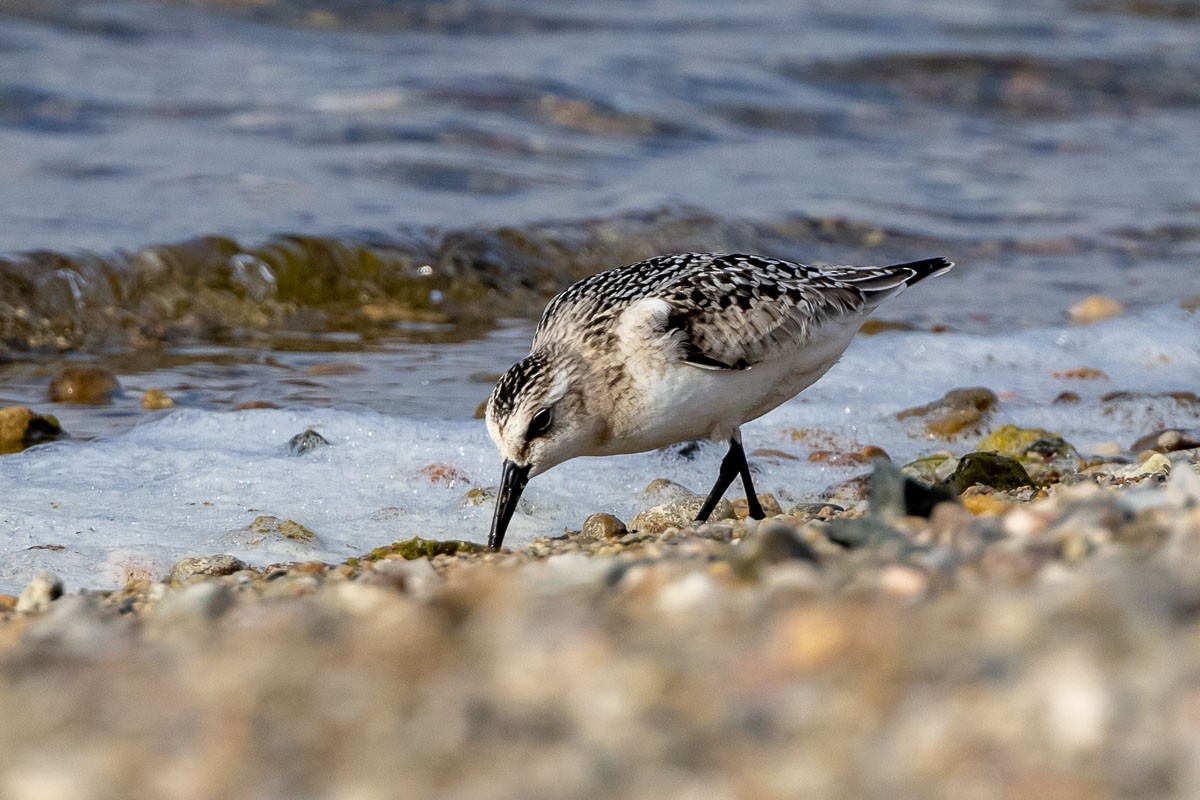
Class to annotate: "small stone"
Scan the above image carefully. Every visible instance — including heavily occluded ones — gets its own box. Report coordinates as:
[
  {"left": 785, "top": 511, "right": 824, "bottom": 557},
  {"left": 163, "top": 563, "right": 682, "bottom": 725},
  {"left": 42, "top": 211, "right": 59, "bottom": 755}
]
[
  {"left": 288, "top": 427, "right": 330, "bottom": 454},
  {"left": 0, "top": 406, "right": 65, "bottom": 453},
  {"left": 581, "top": 513, "right": 627, "bottom": 539},
  {"left": 456, "top": 487, "right": 494, "bottom": 508},
  {"left": 1131, "top": 429, "right": 1200, "bottom": 455},
  {"left": 15, "top": 571, "right": 64, "bottom": 613},
  {"left": 233, "top": 400, "right": 279, "bottom": 410},
  {"left": 248, "top": 515, "right": 317, "bottom": 544},
  {"left": 807, "top": 445, "right": 890, "bottom": 466},
  {"left": 417, "top": 463, "right": 471, "bottom": 487},
  {"left": 1129, "top": 453, "right": 1172, "bottom": 479},
  {"left": 155, "top": 581, "right": 234, "bottom": 622},
  {"left": 1069, "top": 295, "right": 1124, "bottom": 325},
  {"left": 897, "top": 387, "right": 999, "bottom": 439},
  {"left": 167, "top": 554, "right": 249, "bottom": 584},
  {"left": 303, "top": 362, "right": 365, "bottom": 376},
  {"left": 141, "top": 388, "right": 175, "bottom": 410},
  {"left": 474, "top": 399, "right": 488, "bottom": 420},
  {"left": 732, "top": 493, "right": 784, "bottom": 519},
  {"left": 0, "top": 595, "right": 16, "bottom": 611},
  {"left": 1051, "top": 367, "right": 1108, "bottom": 380},
  {"left": 1053, "top": 391, "right": 1082, "bottom": 405},
  {"left": 948, "top": 452, "right": 1037, "bottom": 494},
  {"left": 48, "top": 365, "right": 121, "bottom": 404},
  {"left": 629, "top": 495, "right": 735, "bottom": 534},
  {"left": 642, "top": 478, "right": 695, "bottom": 502}
]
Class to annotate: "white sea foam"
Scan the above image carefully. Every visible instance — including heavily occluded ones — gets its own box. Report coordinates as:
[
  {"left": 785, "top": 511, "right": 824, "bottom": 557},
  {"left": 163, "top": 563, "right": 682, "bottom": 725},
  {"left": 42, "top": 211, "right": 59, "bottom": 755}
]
[{"left": 2, "top": 306, "right": 1198, "bottom": 594}]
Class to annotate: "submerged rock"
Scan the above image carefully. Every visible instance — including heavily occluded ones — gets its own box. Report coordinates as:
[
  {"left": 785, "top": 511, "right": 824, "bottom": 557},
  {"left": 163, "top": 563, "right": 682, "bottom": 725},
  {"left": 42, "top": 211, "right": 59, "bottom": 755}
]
[
  {"left": 1069, "top": 295, "right": 1124, "bottom": 324},
  {"left": 167, "top": 554, "right": 249, "bottom": 585},
  {"left": 48, "top": 365, "right": 121, "bottom": 404},
  {"left": 0, "top": 406, "right": 65, "bottom": 454},
  {"left": 141, "top": 388, "right": 175, "bottom": 410},
  {"left": 288, "top": 427, "right": 331, "bottom": 454},
  {"left": 896, "top": 387, "right": 999, "bottom": 438},
  {"left": 247, "top": 515, "right": 317, "bottom": 544}
]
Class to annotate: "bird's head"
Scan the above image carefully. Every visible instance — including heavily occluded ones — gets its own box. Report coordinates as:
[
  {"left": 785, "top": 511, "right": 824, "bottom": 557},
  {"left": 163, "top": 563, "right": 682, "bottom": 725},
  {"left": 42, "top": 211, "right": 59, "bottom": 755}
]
[{"left": 484, "top": 347, "right": 603, "bottom": 549}]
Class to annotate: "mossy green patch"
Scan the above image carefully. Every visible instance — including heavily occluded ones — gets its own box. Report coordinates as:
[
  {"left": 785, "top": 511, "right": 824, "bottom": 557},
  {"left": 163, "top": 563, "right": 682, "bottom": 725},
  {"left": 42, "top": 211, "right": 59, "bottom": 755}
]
[{"left": 359, "top": 537, "right": 484, "bottom": 561}]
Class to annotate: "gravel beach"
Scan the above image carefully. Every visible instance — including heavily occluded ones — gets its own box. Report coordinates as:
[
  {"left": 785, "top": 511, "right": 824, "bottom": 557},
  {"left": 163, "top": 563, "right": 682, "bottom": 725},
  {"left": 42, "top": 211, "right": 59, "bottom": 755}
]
[{"left": 3, "top": 442, "right": 1200, "bottom": 799}]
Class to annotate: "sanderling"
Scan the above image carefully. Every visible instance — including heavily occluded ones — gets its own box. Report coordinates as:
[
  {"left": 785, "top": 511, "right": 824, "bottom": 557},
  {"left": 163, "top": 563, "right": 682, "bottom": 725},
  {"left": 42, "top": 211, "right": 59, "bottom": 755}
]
[{"left": 485, "top": 252, "right": 953, "bottom": 549}]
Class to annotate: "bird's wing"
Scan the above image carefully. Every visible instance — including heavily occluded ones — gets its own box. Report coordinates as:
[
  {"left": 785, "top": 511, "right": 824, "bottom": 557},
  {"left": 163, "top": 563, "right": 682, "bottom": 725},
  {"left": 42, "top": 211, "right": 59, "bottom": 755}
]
[{"left": 649, "top": 255, "right": 952, "bottom": 371}]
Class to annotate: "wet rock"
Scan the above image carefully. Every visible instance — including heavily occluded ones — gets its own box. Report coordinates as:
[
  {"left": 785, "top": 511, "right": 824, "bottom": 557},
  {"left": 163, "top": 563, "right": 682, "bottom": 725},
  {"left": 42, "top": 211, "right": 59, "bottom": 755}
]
[
  {"left": 456, "top": 487, "right": 494, "bottom": 507},
  {"left": 1131, "top": 429, "right": 1200, "bottom": 455},
  {"left": 0, "top": 595, "right": 16, "bottom": 611},
  {"left": 417, "top": 463, "right": 471, "bottom": 487},
  {"left": 1069, "top": 295, "right": 1124, "bottom": 324},
  {"left": 167, "top": 554, "right": 249, "bottom": 584},
  {"left": 899, "top": 453, "right": 955, "bottom": 485},
  {"left": 141, "top": 388, "right": 175, "bottom": 410},
  {"left": 642, "top": 478, "right": 696, "bottom": 503},
  {"left": 48, "top": 365, "right": 121, "bottom": 404},
  {"left": 896, "top": 387, "right": 998, "bottom": 439},
  {"left": 288, "top": 427, "right": 330, "bottom": 454},
  {"left": 749, "top": 447, "right": 800, "bottom": 462},
  {"left": 248, "top": 515, "right": 317, "bottom": 544},
  {"left": 1053, "top": 391, "right": 1082, "bottom": 405},
  {"left": 629, "top": 495, "right": 735, "bottom": 534},
  {"left": 1129, "top": 453, "right": 1172, "bottom": 480},
  {"left": 978, "top": 424, "right": 1081, "bottom": 482},
  {"left": 15, "top": 571, "right": 64, "bottom": 613},
  {"left": 0, "top": 406, "right": 65, "bottom": 453},
  {"left": 948, "top": 452, "right": 1037, "bottom": 494},
  {"left": 581, "top": 513, "right": 627, "bottom": 540},
  {"left": 732, "top": 493, "right": 784, "bottom": 519}
]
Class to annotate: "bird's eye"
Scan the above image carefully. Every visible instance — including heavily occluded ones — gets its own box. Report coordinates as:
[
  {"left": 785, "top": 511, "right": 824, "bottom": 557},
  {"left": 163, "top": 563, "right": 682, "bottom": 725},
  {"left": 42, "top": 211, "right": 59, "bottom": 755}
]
[{"left": 526, "top": 408, "right": 553, "bottom": 440}]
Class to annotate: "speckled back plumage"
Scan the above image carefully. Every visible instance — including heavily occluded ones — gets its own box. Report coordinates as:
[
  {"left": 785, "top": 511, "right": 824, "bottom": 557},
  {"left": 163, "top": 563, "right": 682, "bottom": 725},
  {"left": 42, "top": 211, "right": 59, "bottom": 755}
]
[{"left": 533, "top": 253, "right": 951, "bottom": 371}]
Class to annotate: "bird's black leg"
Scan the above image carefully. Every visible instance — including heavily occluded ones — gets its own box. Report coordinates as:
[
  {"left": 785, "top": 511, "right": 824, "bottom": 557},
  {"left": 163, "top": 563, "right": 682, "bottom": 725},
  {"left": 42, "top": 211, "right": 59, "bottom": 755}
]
[{"left": 696, "top": 434, "right": 766, "bottom": 522}]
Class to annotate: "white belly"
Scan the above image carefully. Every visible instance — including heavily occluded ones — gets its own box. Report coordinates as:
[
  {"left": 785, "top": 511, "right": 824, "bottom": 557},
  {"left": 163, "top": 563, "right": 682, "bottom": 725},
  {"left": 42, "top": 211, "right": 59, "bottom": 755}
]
[{"left": 604, "top": 318, "right": 861, "bottom": 454}]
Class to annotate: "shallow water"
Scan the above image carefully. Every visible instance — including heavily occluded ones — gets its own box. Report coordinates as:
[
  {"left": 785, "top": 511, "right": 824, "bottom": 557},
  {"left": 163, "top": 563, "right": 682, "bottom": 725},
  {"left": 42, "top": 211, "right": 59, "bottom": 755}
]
[{"left": 2, "top": 306, "right": 1198, "bottom": 595}]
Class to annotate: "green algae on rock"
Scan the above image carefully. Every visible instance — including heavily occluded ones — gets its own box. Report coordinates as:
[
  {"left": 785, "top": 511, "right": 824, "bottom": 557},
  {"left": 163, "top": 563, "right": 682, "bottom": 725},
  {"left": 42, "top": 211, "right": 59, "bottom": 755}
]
[
  {"left": 354, "top": 537, "right": 484, "bottom": 563},
  {"left": 948, "top": 451, "right": 1038, "bottom": 494}
]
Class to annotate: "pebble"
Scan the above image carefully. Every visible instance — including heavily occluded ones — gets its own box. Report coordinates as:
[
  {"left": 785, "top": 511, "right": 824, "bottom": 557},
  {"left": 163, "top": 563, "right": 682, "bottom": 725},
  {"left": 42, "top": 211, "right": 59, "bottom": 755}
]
[
  {"left": 1068, "top": 295, "right": 1124, "bottom": 325},
  {"left": 629, "top": 495, "right": 735, "bottom": 533},
  {"left": 287, "top": 427, "right": 330, "bottom": 454},
  {"left": 896, "top": 386, "right": 999, "bottom": 438},
  {"left": 581, "top": 513, "right": 627, "bottom": 539},
  {"left": 15, "top": 571, "right": 64, "bottom": 613},
  {"left": 167, "top": 554, "right": 249, "bottom": 584},
  {"left": 141, "top": 388, "right": 175, "bottom": 410},
  {"left": 48, "top": 366, "right": 121, "bottom": 404}
]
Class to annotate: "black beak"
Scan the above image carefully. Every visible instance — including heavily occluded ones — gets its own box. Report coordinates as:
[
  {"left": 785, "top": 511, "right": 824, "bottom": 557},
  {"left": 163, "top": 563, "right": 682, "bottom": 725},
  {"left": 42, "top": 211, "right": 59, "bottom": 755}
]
[{"left": 488, "top": 459, "right": 531, "bottom": 550}]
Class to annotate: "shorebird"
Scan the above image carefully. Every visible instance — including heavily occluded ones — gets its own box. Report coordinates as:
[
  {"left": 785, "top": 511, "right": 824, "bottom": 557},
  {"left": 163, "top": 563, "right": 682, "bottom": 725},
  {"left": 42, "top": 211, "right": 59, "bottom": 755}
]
[{"left": 485, "top": 253, "right": 953, "bottom": 549}]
